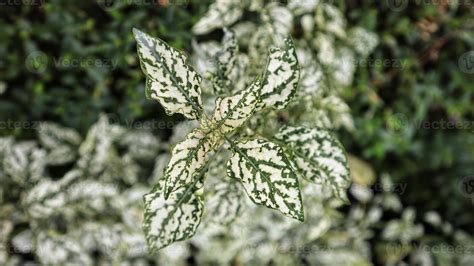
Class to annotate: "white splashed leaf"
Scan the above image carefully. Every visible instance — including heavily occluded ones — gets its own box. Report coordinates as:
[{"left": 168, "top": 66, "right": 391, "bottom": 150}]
[
  {"left": 210, "top": 28, "right": 238, "bottom": 94},
  {"left": 211, "top": 77, "right": 261, "bottom": 134},
  {"left": 227, "top": 138, "right": 304, "bottom": 221},
  {"left": 163, "top": 128, "right": 221, "bottom": 198},
  {"left": 37, "top": 122, "right": 82, "bottom": 165},
  {"left": 133, "top": 28, "right": 203, "bottom": 119},
  {"left": 263, "top": 5, "right": 294, "bottom": 42},
  {"left": 256, "top": 37, "right": 300, "bottom": 112},
  {"left": 275, "top": 126, "right": 351, "bottom": 202},
  {"left": 143, "top": 179, "right": 204, "bottom": 251},
  {"left": 207, "top": 181, "right": 243, "bottom": 225},
  {"left": 192, "top": 0, "right": 244, "bottom": 35}
]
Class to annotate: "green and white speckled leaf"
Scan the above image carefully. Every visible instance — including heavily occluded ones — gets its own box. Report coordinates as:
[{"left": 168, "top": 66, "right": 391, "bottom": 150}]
[
  {"left": 321, "top": 95, "right": 354, "bottom": 131},
  {"left": 348, "top": 27, "right": 379, "bottom": 57},
  {"left": 37, "top": 122, "right": 82, "bottom": 165},
  {"left": 296, "top": 47, "right": 325, "bottom": 97},
  {"left": 3, "top": 142, "right": 45, "bottom": 184},
  {"left": 227, "top": 138, "right": 304, "bottom": 221},
  {"left": 163, "top": 128, "right": 221, "bottom": 199},
  {"left": 262, "top": 5, "right": 294, "bottom": 42},
  {"left": 275, "top": 126, "right": 351, "bottom": 202},
  {"left": 256, "top": 37, "right": 300, "bottom": 111},
  {"left": 143, "top": 178, "right": 204, "bottom": 251},
  {"left": 211, "top": 77, "right": 261, "bottom": 134},
  {"left": 288, "top": 0, "right": 319, "bottom": 15},
  {"left": 207, "top": 181, "right": 243, "bottom": 225},
  {"left": 210, "top": 28, "right": 238, "bottom": 94},
  {"left": 315, "top": 4, "right": 347, "bottom": 38},
  {"left": 192, "top": 0, "right": 244, "bottom": 35},
  {"left": 38, "top": 122, "right": 81, "bottom": 148},
  {"left": 133, "top": 28, "right": 203, "bottom": 119}
]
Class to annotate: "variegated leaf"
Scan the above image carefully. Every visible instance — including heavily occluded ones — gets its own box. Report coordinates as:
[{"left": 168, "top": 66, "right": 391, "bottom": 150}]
[
  {"left": 191, "top": 40, "right": 221, "bottom": 78},
  {"left": 119, "top": 130, "right": 160, "bottom": 160},
  {"left": 248, "top": 27, "right": 273, "bottom": 64},
  {"left": 207, "top": 181, "right": 243, "bottom": 225},
  {"left": 348, "top": 27, "right": 379, "bottom": 57},
  {"left": 133, "top": 28, "right": 203, "bottom": 119},
  {"left": 211, "top": 28, "right": 238, "bottom": 94},
  {"left": 36, "top": 232, "right": 91, "bottom": 265},
  {"left": 3, "top": 142, "right": 45, "bottom": 183},
  {"left": 230, "top": 54, "right": 250, "bottom": 92},
  {"left": 37, "top": 122, "right": 82, "bottom": 165},
  {"left": 296, "top": 47, "right": 325, "bottom": 97},
  {"left": 143, "top": 179, "right": 204, "bottom": 251},
  {"left": 315, "top": 4, "right": 347, "bottom": 38},
  {"left": 321, "top": 95, "right": 354, "bottom": 131},
  {"left": 192, "top": 0, "right": 244, "bottom": 35},
  {"left": 163, "top": 128, "right": 221, "bottom": 199},
  {"left": 288, "top": 0, "right": 320, "bottom": 15},
  {"left": 37, "top": 122, "right": 82, "bottom": 148},
  {"left": 256, "top": 37, "right": 300, "bottom": 111},
  {"left": 275, "top": 126, "right": 351, "bottom": 202},
  {"left": 263, "top": 5, "right": 294, "bottom": 43},
  {"left": 211, "top": 77, "right": 261, "bottom": 134},
  {"left": 227, "top": 139, "right": 304, "bottom": 221}
]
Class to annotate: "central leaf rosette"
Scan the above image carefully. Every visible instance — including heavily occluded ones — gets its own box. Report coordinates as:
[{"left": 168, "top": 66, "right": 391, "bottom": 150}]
[{"left": 133, "top": 28, "right": 350, "bottom": 251}]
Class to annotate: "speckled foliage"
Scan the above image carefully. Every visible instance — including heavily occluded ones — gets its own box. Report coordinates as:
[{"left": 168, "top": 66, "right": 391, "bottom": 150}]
[
  {"left": 2, "top": 1, "right": 472, "bottom": 265},
  {"left": 131, "top": 0, "right": 382, "bottom": 250},
  {"left": 133, "top": 23, "right": 354, "bottom": 250},
  {"left": 137, "top": 1, "right": 472, "bottom": 265},
  {"left": 0, "top": 116, "right": 167, "bottom": 264}
]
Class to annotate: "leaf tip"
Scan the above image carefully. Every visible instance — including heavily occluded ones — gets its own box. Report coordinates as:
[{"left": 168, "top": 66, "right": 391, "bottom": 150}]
[
  {"left": 132, "top": 28, "right": 145, "bottom": 41},
  {"left": 297, "top": 215, "right": 305, "bottom": 222},
  {"left": 163, "top": 189, "right": 170, "bottom": 200}
]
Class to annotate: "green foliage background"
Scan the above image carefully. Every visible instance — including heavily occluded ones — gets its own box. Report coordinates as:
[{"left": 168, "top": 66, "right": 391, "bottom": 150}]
[
  {"left": 0, "top": 0, "right": 212, "bottom": 139},
  {"left": 0, "top": 0, "right": 473, "bottom": 262},
  {"left": 341, "top": 1, "right": 474, "bottom": 231}
]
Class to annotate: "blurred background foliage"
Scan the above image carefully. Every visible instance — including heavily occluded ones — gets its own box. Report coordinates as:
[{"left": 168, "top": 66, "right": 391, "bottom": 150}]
[
  {"left": 0, "top": 0, "right": 212, "bottom": 139},
  {"left": 340, "top": 0, "right": 474, "bottom": 232},
  {"left": 0, "top": 0, "right": 473, "bottom": 256}
]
